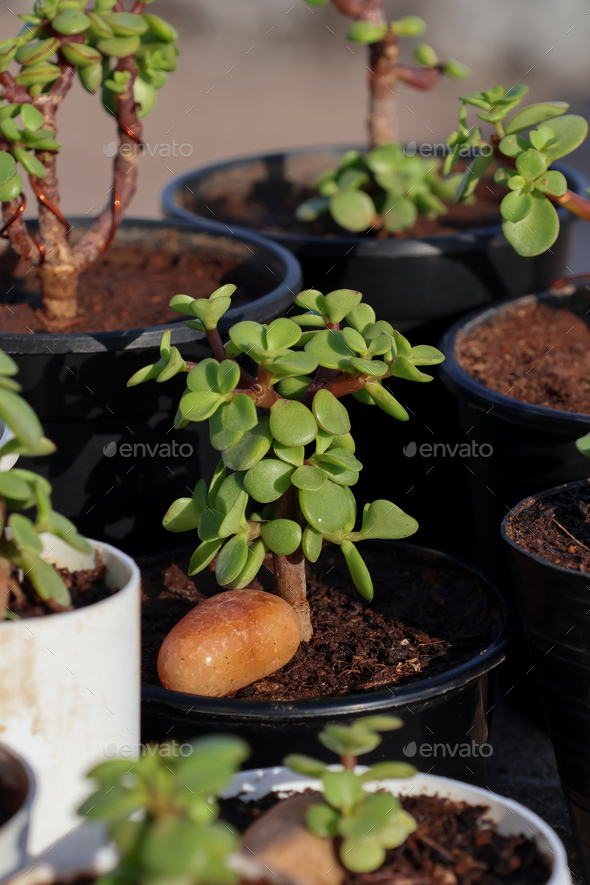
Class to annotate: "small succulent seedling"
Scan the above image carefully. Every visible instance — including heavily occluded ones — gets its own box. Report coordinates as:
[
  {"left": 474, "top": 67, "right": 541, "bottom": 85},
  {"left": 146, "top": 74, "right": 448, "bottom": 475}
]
[
  {"left": 79, "top": 735, "right": 250, "bottom": 885},
  {"left": 296, "top": 2, "right": 469, "bottom": 233},
  {"left": 296, "top": 145, "right": 463, "bottom": 234},
  {"left": 0, "top": 348, "right": 91, "bottom": 620},
  {"left": 0, "top": 0, "right": 179, "bottom": 327},
  {"left": 285, "top": 716, "right": 417, "bottom": 873},
  {"left": 446, "top": 85, "right": 590, "bottom": 256},
  {"left": 129, "top": 285, "right": 445, "bottom": 641}
]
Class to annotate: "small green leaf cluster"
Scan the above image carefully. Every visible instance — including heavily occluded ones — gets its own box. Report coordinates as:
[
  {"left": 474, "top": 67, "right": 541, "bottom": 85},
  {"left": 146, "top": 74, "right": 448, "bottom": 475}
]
[
  {"left": 0, "top": 0, "right": 178, "bottom": 180},
  {"left": 576, "top": 431, "right": 590, "bottom": 458},
  {"left": 129, "top": 286, "right": 444, "bottom": 603},
  {"left": 296, "top": 146, "right": 462, "bottom": 234},
  {"left": 446, "top": 85, "right": 588, "bottom": 257},
  {"left": 79, "top": 735, "right": 250, "bottom": 885},
  {"left": 0, "top": 349, "right": 91, "bottom": 617},
  {"left": 285, "top": 717, "right": 417, "bottom": 874}
]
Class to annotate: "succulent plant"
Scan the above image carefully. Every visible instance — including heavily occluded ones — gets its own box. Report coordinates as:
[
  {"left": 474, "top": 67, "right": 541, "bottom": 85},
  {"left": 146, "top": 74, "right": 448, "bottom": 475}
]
[
  {"left": 285, "top": 716, "right": 417, "bottom": 874},
  {"left": 129, "top": 285, "right": 444, "bottom": 641},
  {"left": 296, "top": 2, "right": 469, "bottom": 234},
  {"left": 0, "top": 0, "right": 179, "bottom": 327},
  {"left": 79, "top": 735, "right": 250, "bottom": 885},
  {"left": 296, "top": 145, "right": 463, "bottom": 234},
  {"left": 0, "top": 348, "right": 91, "bottom": 620},
  {"left": 446, "top": 85, "right": 590, "bottom": 256}
]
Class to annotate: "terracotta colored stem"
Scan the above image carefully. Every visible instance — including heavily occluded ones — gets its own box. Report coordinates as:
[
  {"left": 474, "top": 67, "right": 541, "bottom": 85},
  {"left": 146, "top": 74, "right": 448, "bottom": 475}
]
[
  {"left": 395, "top": 64, "right": 442, "bottom": 91},
  {"left": 0, "top": 71, "right": 32, "bottom": 105},
  {"left": 342, "top": 754, "right": 358, "bottom": 771},
  {"left": 73, "top": 56, "right": 144, "bottom": 273},
  {"left": 273, "top": 485, "right": 312, "bottom": 642}
]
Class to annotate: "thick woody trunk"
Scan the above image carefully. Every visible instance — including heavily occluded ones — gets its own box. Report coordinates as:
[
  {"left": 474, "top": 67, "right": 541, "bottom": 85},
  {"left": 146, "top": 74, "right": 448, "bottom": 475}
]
[
  {"left": 273, "top": 485, "right": 313, "bottom": 642},
  {"left": 368, "top": 35, "right": 399, "bottom": 148}
]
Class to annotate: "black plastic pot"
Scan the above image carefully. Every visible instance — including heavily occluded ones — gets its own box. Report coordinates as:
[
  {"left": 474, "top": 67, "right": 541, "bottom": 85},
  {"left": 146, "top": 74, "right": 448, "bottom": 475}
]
[
  {"left": 141, "top": 541, "right": 511, "bottom": 787},
  {"left": 502, "top": 482, "right": 590, "bottom": 879},
  {"left": 438, "top": 290, "right": 590, "bottom": 580},
  {"left": 0, "top": 218, "right": 301, "bottom": 556},
  {"left": 161, "top": 144, "right": 586, "bottom": 338}
]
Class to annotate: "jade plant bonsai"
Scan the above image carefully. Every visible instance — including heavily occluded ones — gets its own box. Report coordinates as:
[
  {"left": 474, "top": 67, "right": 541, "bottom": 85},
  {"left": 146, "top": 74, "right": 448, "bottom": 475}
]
[
  {"left": 79, "top": 735, "right": 250, "bottom": 885},
  {"left": 129, "top": 285, "right": 444, "bottom": 641},
  {"left": 0, "top": 0, "right": 178, "bottom": 327},
  {"left": 285, "top": 716, "right": 417, "bottom": 873},
  {"left": 0, "top": 348, "right": 91, "bottom": 619},
  {"left": 446, "top": 85, "right": 590, "bottom": 256},
  {"left": 296, "top": 1, "right": 470, "bottom": 233}
]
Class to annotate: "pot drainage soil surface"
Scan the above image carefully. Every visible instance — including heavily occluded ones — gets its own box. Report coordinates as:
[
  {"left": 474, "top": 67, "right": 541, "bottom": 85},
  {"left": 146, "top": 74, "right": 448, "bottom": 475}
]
[
  {"left": 456, "top": 302, "right": 590, "bottom": 414},
  {"left": 504, "top": 480, "right": 590, "bottom": 572},
  {"left": 220, "top": 792, "right": 551, "bottom": 885},
  {"left": 191, "top": 173, "right": 505, "bottom": 240},
  {"left": 5, "top": 552, "right": 113, "bottom": 618},
  {"left": 0, "top": 245, "right": 261, "bottom": 334},
  {"left": 140, "top": 546, "right": 502, "bottom": 701}
]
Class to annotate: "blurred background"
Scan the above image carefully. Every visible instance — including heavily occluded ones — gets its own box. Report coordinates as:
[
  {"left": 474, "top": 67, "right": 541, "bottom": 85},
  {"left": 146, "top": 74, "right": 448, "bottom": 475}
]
[{"left": 1, "top": 0, "right": 590, "bottom": 267}]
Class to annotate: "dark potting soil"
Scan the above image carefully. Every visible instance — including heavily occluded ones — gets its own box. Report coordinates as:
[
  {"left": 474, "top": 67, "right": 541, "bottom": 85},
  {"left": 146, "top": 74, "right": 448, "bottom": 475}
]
[
  {"left": 140, "top": 546, "right": 503, "bottom": 701},
  {"left": 189, "top": 172, "right": 505, "bottom": 240},
  {"left": 5, "top": 551, "right": 114, "bottom": 619},
  {"left": 0, "top": 244, "right": 257, "bottom": 334},
  {"left": 505, "top": 480, "right": 590, "bottom": 572},
  {"left": 456, "top": 301, "right": 590, "bottom": 414},
  {"left": 220, "top": 792, "right": 551, "bottom": 885}
]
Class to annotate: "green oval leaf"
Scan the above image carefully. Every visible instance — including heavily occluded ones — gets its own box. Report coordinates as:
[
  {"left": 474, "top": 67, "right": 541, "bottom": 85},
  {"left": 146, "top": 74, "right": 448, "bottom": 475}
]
[
  {"left": 300, "top": 481, "right": 352, "bottom": 534},
  {"left": 341, "top": 540, "right": 373, "bottom": 600},
  {"left": 244, "top": 458, "right": 294, "bottom": 504},
  {"left": 260, "top": 519, "right": 302, "bottom": 555},
  {"left": 0, "top": 151, "right": 16, "bottom": 186},
  {"left": 102, "top": 11, "right": 149, "bottom": 35},
  {"left": 222, "top": 417, "right": 272, "bottom": 471},
  {"left": 502, "top": 189, "right": 559, "bottom": 257},
  {"left": 305, "top": 329, "right": 354, "bottom": 370},
  {"left": 330, "top": 189, "right": 375, "bottom": 232},
  {"left": 505, "top": 101, "right": 569, "bottom": 135},
  {"left": 346, "top": 20, "right": 387, "bottom": 44},
  {"left": 365, "top": 382, "right": 409, "bottom": 421},
  {"left": 359, "top": 499, "right": 418, "bottom": 541},
  {"left": 52, "top": 10, "right": 91, "bottom": 34},
  {"left": 302, "top": 524, "right": 323, "bottom": 563},
  {"left": 515, "top": 149, "right": 546, "bottom": 181},
  {"left": 291, "top": 464, "right": 327, "bottom": 492},
  {"left": 542, "top": 114, "right": 588, "bottom": 162},
  {"left": 270, "top": 400, "right": 317, "bottom": 447},
  {"left": 97, "top": 35, "right": 141, "bottom": 57},
  {"left": 216, "top": 535, "right": 249, "bottom": 586},
  {"left": 500, "top": 190, "right": 533, "bottom": 223},
  {"left": 163, "top": 497, "right": 202, "bottom": 533},
  {"left": 312, "top": 389, "right": 351, "bottom": 436}
]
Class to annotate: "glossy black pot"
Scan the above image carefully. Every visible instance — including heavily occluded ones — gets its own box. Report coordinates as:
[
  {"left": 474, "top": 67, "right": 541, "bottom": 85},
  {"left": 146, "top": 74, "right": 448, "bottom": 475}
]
[
  {"left": 161, "top": 144, "right": 586, "bottom": 339},
  {"left": 141, "top": 541, "right": 511, "bottom": 787},
  {"left": 502, "top": 483, "right": 590, "bottom": 879},
  {"left": 0, "top": 218, "right": 301, "bottom": 556}
]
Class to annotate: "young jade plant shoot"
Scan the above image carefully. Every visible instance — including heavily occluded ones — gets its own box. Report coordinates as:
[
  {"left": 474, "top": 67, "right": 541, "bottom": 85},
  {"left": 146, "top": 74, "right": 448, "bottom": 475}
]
[
  {"left": 0, "top": 348, "right": 91, "bottom": 620},
  {"left": 0, "top": 0, "right": 179, "bottom": 327},
  {"left": 284, "top": 716, "right": 417, "bottom": 874},
  {"left": 296, "top": 0, "right": 470, "bottom": 234},
  {"left": 79, "top": 735, "right": 250, "bottom": 885},
  {"left": 128, "top": 285, "right": 445, "bottom": 696},
  {"left": 446, "top": 84, "right": 590, "bottom": 256}
]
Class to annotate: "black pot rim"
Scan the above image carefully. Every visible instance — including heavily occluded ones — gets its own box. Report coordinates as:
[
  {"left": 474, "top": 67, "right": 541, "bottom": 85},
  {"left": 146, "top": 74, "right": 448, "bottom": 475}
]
[
  {"left": 501, "top": 477, "right": 590, "bottom": 577},
  {"left": 438, "top": 291, "right": 590, "bottom": 431},
  {"left": 0, "top": 217, "right": 302, "bottom": 355},
  {"left": 141, "top": 540, "right": 512, "bottom": 721},
  {"left": 160, "top": 143, "right": 588, "bottom": 257}
]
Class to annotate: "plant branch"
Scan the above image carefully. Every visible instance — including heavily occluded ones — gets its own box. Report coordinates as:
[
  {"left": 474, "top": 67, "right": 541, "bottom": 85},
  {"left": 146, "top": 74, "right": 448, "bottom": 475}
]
[
  {"left": 73, "top": 56, "right": 144, "bottom": 272},
  {"left": 206, "top": 328, "right": 227, "bottom": 362},
  {"left": 395, "top": 64, "right": 441, "bottom": 91},
  {"left": 273, "top": 484, "right": 312, "bottom": 642},
  {"left": 0, "top": 71, "right": 32, "bottom": 104}
]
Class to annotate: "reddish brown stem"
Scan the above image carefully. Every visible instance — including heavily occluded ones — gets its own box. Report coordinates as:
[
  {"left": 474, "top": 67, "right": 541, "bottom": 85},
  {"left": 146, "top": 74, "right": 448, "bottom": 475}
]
[
  {"left": 0, "top": 71, "right": 32, "bottom": 105},
  {"left": 206, "top": 329, "right": 227, "bottom": 362},
  {"left": 73, "top": 56, "right": 144, "bottom": 273},
  {"left": 342, "top": 754, "right": 358, "bottom": 771},
  {"left": 273, "top": 485, "right": 312, "bottom": 642}
]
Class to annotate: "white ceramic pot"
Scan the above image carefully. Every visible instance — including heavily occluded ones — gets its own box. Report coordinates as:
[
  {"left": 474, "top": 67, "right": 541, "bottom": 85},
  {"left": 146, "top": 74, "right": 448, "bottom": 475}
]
[
  {"left": 0, "top": 744, "right": 35, "bottom": 884},
  {"left": 226, "top": 767, "right": 572, "bottom": 885},
  {"left": 0, "top": 535, "right": 141, "bottom": 857}
]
